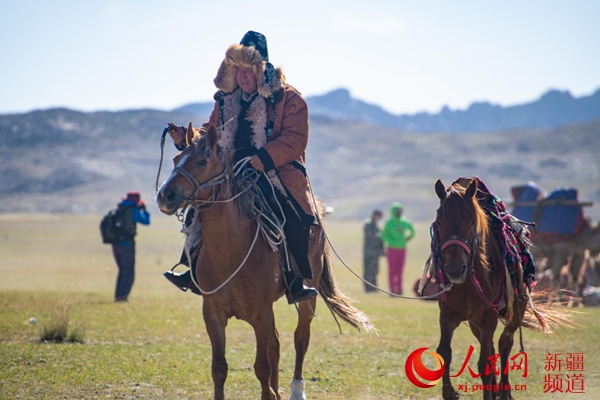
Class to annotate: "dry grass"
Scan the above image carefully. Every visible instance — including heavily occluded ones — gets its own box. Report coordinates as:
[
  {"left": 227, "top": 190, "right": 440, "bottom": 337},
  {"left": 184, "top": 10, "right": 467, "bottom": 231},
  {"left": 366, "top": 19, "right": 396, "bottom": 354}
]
[{"left": 37, "top": 295, "right": 86, "bottom": 343}]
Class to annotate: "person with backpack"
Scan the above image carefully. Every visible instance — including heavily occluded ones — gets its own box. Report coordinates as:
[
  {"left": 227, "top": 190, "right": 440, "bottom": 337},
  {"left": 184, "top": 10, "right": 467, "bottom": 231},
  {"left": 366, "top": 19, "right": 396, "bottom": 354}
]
[{"left": 104, "top": 191, "right": 150, "bottom": 302}]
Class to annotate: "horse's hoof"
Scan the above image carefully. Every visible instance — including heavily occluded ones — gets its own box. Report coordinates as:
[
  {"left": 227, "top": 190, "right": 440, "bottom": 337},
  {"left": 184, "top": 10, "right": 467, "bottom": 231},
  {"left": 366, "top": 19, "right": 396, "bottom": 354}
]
[
  {"left": 442, "top": 392, "right": 460, "bottom": 399},
  {"left": 442, "top": 387, "right": 460, "bottom": 400},
  {"left": 497, "top": 391, "right": 514, "bottom": 400},
  {"left": 289, "top": 379, "right": 306, "bottom": 400}
]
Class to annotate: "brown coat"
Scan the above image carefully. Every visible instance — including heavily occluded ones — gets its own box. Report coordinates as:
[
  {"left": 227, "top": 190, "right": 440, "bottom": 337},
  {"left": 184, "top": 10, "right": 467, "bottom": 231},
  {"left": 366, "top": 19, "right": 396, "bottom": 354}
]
[{"left": 202, "top": 84, "right": 315, "bottom": 216}]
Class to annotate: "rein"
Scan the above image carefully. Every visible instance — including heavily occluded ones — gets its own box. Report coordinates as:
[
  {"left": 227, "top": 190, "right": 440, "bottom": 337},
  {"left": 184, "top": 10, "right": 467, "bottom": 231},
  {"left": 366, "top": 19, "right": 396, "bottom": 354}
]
[
  {"left": 154, "top": 124, "right": 290, "bottom": 296},
  {"left": 469, "top": 264, "right": 506, "bottom": 310},
  {"left": 303, "top": 174, "right": 452, "bottom": 301},
  {"left": 172, "top": 157, "right": 287, "bottom": 296},
  {"left": 185, "top": 222, "right": 262, "bottom": 295},
  {"left": 155, "top": 127, "right": 170, "bottom": 193}
]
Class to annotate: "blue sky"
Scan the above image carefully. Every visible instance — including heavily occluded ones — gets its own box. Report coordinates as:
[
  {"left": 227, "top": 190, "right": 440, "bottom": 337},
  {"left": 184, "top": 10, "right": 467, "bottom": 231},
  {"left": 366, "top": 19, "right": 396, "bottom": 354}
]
[{"left": 1, "top": 0, "right": 599, "bottom": 115}]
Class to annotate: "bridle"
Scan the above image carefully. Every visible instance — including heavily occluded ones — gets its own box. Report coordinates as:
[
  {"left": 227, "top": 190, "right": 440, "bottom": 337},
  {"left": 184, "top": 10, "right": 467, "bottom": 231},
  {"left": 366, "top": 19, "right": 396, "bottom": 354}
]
[
  {"left": 437, "top": 224, "right": 478, "bottom": 273},
  {"left": 170, "top": 154, "right": 268, "bottom": 214},
  {"left": 155, "top": 125, "right": 231, "bottom": 210},
  {"left": 435, "top": 220, "right": 506, "bottom": 310},
  {"left": 171, "top": 158, "right": 230, "bottom": 210}
]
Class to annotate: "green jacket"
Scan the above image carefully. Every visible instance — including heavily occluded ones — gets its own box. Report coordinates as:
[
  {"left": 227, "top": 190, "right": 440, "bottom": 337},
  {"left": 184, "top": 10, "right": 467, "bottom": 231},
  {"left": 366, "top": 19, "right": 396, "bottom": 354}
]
[{"left": 381, "top": 203, "right": 415, "bottom": 249}]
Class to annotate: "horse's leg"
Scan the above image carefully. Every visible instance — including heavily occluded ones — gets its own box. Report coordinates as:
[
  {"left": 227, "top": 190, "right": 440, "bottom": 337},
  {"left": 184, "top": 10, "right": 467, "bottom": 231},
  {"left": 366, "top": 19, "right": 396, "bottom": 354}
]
[
  {"left": 569, "top": 251, "right": 585, "bottom": 304},
  {"left": 548, "top": 248, "right": 568, "bottom": 287},
  {"left": 290, "top": 296, "right": 317, "bottom": 400},
  {"left": 203, "top": 305, "right": 228, "bottom": 400},
  {"left": 268, "top": 326, "right": 281, "bottom": 398},
  {"left": 437, "top": 305, "right": 461, "bottom": 400},
  {"left": 497, "top": 299, "right": 527, "bottom": 400},
  {"left": 290, "top": 228, "right": 322, "bottom": 400},
  {"left": 252, "top": 307, "right": 279, "bottom": 400},
  {"left": 469, "top": 311, "right": 499, "bottom": 400}
]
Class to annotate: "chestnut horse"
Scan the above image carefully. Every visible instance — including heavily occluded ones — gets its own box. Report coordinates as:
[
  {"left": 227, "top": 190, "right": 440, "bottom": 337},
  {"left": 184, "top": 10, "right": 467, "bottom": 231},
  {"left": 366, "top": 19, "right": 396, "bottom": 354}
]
[
  {"left": 432, "top": 178, "right": 574, "bottom": 400},
  {"left": 156, "top": 123, "right": 373, "bottom": 400}
]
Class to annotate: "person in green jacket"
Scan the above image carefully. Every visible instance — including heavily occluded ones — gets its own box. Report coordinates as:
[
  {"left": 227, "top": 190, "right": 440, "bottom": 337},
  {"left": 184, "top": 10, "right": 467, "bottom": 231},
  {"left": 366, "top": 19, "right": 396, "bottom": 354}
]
[{"left": 380, "top": 203, "right": 415, "bottom": 295}]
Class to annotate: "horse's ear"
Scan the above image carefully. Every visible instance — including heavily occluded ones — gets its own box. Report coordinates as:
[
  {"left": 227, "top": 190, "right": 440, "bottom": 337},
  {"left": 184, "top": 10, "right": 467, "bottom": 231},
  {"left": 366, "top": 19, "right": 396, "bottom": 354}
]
[
  {"left": 205, "top": 122, "right": 220, "bottom": 149},
  {"left": 466, "top": 178, "right": 478, "bottom": 198},
  {"left": 186, "top": 122, "right": 196, "bottom": 146},
  {"left": 435, "top": 179, "right": 446, "bottom": 201}
]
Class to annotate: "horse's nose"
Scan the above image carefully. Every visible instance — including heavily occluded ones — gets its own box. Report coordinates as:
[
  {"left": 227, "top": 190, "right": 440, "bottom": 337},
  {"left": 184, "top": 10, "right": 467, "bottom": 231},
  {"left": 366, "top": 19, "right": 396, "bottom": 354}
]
[
  {"left": 163, "top": 187, "right": 177, "bottom": 202},
  {"left": 444, "top": 262, "right": 468, "bottom": 284},
  {"left": 157, "top": 186, "right": 176, "bottom": 203},
  {"left": 156, "top": 186, "right": 175, "bottom": 206},
  {"left": 443, "top": 264, "right": 467, "bottom": 273}
]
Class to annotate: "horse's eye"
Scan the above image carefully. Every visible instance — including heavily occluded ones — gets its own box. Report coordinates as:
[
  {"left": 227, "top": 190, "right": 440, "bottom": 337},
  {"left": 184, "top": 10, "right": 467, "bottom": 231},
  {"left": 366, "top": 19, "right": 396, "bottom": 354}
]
[{"left": 198, "top": 159, "right": 207, "bottom": 167}]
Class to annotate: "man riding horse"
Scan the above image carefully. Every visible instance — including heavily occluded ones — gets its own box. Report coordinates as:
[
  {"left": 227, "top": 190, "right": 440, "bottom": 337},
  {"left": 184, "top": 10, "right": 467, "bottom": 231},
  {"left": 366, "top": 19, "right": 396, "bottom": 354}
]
[{"left": 163, "top": 30, "right": 318, "bottom": 303}]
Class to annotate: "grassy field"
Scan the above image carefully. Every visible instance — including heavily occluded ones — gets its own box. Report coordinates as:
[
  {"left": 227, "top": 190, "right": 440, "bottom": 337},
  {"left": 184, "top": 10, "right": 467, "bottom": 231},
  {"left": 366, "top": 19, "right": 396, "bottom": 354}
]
[{"left": 1, "top": 213, "right": 599, "bottom": 399}]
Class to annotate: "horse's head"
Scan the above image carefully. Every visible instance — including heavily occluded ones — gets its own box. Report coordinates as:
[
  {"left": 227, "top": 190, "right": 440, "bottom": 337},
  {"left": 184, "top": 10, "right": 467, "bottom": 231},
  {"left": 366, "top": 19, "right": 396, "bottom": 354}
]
[
  {"left": 434, "top": 178, "right": 488, "bottom": 284},
  {"left": 156, "top": 123, "right": 228, "bottom": 215}
]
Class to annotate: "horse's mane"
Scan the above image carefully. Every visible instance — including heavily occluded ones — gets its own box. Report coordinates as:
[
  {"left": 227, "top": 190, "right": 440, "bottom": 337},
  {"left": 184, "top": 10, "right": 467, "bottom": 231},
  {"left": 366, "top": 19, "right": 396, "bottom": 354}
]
[
  {"left": 192, "top": 133, "right": 212, "bottom": 158},
  {"left": 442, "top": 184, "right": 491, "bottom": 272}
]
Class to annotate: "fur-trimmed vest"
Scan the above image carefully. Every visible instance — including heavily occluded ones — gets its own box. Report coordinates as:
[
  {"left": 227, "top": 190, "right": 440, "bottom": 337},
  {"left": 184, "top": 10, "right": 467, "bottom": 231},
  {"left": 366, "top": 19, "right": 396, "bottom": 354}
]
[{"left": 201, "top": 84, "right": 315, "bottom": 217}]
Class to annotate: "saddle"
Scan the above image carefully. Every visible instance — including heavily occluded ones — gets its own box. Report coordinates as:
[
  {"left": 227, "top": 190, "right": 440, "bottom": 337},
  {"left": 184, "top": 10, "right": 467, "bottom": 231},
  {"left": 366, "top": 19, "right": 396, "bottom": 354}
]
[{"left": 454, "top": 177, "right": 536, "bottom": 295}]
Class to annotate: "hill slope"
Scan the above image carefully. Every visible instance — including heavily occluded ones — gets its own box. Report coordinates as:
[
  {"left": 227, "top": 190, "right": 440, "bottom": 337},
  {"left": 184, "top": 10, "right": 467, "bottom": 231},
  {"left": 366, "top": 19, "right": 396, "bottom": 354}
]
[{"left": 1, "top": 108, "right": 599, "bottom": 221}]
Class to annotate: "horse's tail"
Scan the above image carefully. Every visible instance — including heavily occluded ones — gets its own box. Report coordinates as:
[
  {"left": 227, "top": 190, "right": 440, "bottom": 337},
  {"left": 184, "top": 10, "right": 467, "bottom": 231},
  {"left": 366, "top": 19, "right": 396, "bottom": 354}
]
[
  {"left": 520, "top": 286, "right": 579, "bottom": 334},
  {"left": 318, "top": 241, "right": 376, "bottom": 333}
]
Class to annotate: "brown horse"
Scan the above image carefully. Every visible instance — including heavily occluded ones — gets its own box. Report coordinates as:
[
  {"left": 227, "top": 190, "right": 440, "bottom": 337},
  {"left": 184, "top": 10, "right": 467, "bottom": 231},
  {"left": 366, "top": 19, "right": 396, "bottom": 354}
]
[
  {"left": 432, "top": 178, "right": 574, "bottom": 400},
  {"left": 156, "top": 123, "right": 373, "bottom": 400}
]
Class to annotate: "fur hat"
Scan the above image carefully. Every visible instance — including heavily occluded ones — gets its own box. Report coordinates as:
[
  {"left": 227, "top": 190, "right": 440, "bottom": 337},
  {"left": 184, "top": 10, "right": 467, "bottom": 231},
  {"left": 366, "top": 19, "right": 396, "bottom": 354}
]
[{"left": 214, "top": 31, "right": 285, "bottom": 98}]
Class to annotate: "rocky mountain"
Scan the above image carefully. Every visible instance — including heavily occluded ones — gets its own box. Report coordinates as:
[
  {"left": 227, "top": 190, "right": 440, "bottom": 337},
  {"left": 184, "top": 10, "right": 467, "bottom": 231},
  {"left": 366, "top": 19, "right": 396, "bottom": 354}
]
[
  {"left": 388, "top": 88, "right": 600, "bottom": 132},
  {"left": 173, "top": 87, "right": 600, "bottom": 133},
  {"left": 1, "top": 106, "right": 599, "bottom": 221}
]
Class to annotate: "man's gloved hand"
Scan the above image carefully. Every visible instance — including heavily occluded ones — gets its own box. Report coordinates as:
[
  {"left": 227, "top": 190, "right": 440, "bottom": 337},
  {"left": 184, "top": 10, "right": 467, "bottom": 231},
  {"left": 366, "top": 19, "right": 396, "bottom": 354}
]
[{"left": 167, "top": 122, "right": 186, "bottom": 147}]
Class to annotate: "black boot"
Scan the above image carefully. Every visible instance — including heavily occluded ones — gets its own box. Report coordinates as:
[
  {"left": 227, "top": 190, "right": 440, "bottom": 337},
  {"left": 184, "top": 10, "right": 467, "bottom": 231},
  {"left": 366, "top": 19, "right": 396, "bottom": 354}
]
[
  {"left": 163, "top": 269, "right": 201, "bottom": 295},
  {"left": 284, "top": 271, "right": 318, "bottom": 304}
]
